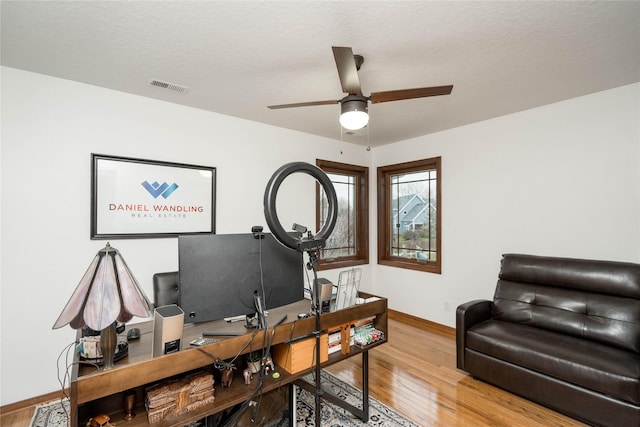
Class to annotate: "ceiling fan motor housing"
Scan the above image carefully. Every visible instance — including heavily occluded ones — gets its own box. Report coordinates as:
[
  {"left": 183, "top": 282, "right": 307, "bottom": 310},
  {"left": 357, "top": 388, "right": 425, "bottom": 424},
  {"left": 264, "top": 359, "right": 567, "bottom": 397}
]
[{"left": 340, "top": 94, "right": 369, "bottom": 130}]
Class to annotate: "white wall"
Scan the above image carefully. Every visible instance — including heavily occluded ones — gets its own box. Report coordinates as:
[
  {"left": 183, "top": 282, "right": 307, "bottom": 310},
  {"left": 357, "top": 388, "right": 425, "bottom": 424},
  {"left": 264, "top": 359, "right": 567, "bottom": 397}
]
[
  {"left": 2, "top": 67, "right": 639, "bottom": 405},
  {"left": 0, "top": 67, "right": 371, "bottom": 405},
  {"left": 370, "top": 83, "right": 640, "bottom": 327}
]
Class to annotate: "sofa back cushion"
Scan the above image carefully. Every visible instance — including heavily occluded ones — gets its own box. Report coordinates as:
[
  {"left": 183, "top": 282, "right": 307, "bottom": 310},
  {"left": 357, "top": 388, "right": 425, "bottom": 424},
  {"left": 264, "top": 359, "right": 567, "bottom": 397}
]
[{"left": 493, "top": 254, "right": 640, "bottom": 354}]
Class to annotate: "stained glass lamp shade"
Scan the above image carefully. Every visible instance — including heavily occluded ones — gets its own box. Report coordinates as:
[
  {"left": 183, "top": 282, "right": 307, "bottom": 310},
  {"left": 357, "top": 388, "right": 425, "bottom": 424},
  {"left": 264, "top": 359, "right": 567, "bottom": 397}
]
[{"left": 53, "top": 243, "right": 151, "bottom": 368}]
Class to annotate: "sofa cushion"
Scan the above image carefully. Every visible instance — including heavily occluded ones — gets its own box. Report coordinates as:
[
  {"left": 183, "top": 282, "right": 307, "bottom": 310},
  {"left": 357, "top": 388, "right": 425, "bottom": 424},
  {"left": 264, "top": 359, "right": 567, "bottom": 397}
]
[
  {"left": 494, "top": 254, "right": 640, "bottom": 354},
  {"left": 467, "top": 320, "right": 640, "bottom": 405},
  {"left": 493, "top": 280, "right": 640, "bottom": 353}
]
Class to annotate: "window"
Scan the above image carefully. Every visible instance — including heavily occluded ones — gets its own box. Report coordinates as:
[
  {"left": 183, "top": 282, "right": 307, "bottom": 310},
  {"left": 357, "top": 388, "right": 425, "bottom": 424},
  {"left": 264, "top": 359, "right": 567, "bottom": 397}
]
[
  {"left": 377, "top": 157, "right": 441, "bottom": 274},
  {"left": 316, "top": 159, "right": 369, "bottom": 270}
]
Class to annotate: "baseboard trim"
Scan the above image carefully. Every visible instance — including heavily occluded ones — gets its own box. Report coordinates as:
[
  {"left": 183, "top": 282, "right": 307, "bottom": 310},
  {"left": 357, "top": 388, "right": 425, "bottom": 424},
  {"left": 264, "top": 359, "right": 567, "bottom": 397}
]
[
  {"left": 388, "top": 309, "right": 455, "bottom": 338},
  {"left": 1, "top": 389, "right": 67, "bottom": 414}
]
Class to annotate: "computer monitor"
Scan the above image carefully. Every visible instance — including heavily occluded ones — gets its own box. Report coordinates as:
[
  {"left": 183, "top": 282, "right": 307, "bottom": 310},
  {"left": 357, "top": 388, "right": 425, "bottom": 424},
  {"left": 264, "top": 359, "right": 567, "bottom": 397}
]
[{"left": 178, "top": 232, "right": 304, "bottom": 324}]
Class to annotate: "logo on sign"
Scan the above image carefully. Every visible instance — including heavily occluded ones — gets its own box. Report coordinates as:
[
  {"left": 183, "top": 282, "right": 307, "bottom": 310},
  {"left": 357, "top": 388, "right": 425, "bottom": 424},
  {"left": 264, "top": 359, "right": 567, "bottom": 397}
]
[{"left": 141, "top": 181, "right": 179, "bottom": 199}]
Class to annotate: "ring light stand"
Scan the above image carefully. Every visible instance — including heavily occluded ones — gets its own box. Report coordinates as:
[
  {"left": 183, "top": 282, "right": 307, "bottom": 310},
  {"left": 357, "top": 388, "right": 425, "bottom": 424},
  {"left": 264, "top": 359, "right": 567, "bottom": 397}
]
[{"left": 264, "top": 162, "right": 337, "bottom": 427}]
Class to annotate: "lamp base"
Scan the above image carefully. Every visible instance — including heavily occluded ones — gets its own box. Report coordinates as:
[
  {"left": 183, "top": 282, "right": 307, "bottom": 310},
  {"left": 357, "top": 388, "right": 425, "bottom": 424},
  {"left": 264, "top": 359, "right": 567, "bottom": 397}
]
[{"left": 100, "top": 324, "right": 117, "bottom": 370}]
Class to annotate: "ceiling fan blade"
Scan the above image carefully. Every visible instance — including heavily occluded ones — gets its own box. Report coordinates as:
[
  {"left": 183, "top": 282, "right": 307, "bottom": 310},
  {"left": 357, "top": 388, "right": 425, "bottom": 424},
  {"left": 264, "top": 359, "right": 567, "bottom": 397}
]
[
  {"left": 370, "top": 85, "right": 453, "bottom": 104},
  {"left": 332, "top": 46, "right": 362, "bottom": 95},
  {"left": 267, "top": 99, "right": 339, "bottom": 109}
]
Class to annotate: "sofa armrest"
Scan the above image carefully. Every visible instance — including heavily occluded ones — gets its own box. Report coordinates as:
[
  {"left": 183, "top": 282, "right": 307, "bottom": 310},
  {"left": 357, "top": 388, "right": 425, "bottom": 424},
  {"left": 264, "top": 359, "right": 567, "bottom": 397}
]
[{"left": 456, "top": 299, "right": 492, "bottom": 370}]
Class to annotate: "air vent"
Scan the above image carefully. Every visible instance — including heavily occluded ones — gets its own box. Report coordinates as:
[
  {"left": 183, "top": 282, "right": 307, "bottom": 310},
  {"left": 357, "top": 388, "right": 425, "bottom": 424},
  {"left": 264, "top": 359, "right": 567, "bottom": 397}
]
[{"left": 149, "top": 79, "right": 189, "bottom": 94}]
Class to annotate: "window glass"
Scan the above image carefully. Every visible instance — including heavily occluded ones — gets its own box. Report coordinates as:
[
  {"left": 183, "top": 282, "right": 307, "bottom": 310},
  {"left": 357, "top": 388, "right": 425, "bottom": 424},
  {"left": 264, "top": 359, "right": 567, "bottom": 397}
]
[
  {"left": 321, "top": 173, "right": 356, "bottom": 258},
  {"left": 317, "top": 160, "right": 368, "bottom": 270},
  {"left": 378, "top": 157, "right": 441, "bottom": 273}
]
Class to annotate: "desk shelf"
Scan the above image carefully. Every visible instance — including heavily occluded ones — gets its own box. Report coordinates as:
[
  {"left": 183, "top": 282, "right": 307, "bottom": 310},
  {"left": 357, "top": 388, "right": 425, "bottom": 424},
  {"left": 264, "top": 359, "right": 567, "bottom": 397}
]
[
  {"left": 79, "top": 364, "right": 294, "bottom": 427},
  {"left": 70, "top": 294, "right": 387, "bottom": 427}
]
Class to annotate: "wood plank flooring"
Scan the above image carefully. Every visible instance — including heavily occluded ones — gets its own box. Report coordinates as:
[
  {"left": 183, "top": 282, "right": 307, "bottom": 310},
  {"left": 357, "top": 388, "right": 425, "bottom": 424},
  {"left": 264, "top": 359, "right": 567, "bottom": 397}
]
[
  {"left": 1, "top": 316, "right": 588, "bottom": 427},
  {"left": 325, "top": 316, "right": 588, "bottom": 427}
]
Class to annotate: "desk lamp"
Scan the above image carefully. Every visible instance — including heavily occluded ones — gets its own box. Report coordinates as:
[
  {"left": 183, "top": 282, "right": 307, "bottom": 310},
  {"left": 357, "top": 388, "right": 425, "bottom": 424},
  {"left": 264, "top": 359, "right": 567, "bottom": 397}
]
[{"left": 53, "top": 243, "right": 152, "bottom": 369}]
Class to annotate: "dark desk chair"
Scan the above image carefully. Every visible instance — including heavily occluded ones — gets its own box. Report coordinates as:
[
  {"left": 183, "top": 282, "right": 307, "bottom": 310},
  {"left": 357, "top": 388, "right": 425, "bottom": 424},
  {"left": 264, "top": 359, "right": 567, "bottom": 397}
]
[{"left": 152, "top": 271, "right": 179, "bottom": 308}]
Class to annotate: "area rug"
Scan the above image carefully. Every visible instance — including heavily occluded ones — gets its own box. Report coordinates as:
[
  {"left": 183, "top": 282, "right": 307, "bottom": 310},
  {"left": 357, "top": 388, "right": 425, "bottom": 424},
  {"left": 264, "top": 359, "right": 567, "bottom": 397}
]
[
  {"left": 30, "top": 371, "right": 416, "bottom": 427},
  {"left": 292, "top": 370, "right": 418, "bottom": 427},
  {"left": 30, "top": 398, "right": 70, "bottom": 427}
]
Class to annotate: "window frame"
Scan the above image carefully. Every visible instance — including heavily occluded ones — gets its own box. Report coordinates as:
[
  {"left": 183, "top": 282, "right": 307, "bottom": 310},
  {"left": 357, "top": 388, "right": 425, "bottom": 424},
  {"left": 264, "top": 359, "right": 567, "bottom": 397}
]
[
  {"left": 377, "top": 157, "right": 442, "bottom": 274},
  {"left": 316, "top": 159, "right": 369, "bottom": 271}
]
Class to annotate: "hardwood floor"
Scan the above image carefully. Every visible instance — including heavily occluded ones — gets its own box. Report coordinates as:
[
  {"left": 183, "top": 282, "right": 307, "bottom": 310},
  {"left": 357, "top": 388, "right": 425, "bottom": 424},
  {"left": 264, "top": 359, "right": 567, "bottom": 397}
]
[
  {"left": 1, "top": 316, "right": 589, "bottom": 427},
  {"left": 0, "top": 392, "right": 64, "bottom": 427},
  {"left": 325, "top": 316, "right": 588, "bottom": 426}
]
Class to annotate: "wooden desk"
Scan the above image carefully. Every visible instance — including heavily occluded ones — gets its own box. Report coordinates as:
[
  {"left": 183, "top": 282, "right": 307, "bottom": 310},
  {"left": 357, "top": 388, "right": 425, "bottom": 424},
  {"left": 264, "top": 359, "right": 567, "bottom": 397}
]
[{"left": 70, "top": 293, "right": 387, "bottom": 427}]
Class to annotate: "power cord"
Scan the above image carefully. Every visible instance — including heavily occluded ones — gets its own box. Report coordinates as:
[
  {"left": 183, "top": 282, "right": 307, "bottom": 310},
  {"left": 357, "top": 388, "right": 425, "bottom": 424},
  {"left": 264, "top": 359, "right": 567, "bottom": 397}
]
[
  {"left": 56, "top": 340, "right": 101, "bottom": 427},
  {"left": 55, "top": 340, "right": 76, "bottom": 426}
]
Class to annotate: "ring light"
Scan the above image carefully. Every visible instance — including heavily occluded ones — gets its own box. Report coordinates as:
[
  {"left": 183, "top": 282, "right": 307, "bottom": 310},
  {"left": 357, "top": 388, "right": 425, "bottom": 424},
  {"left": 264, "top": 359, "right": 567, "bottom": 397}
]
[
  {"left": 264, "top": 162, "right": 338, "bottom": 419},
  {"left": 264, "top": 162, "right": 338, "bottom": 252}
]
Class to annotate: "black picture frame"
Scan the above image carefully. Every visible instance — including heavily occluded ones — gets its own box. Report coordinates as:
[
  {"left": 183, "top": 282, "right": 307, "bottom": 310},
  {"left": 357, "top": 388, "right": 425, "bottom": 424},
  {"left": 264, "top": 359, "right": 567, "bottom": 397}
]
[{"left": 91, "top": 154, "right": 216, "bottom": 239}]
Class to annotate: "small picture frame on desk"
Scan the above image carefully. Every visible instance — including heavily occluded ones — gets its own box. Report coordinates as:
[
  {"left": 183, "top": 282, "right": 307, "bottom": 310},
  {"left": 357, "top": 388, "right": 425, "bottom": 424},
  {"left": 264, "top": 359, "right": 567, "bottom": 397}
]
[{"left": 91, "top": 154, "right": 216, "bottom": 239}]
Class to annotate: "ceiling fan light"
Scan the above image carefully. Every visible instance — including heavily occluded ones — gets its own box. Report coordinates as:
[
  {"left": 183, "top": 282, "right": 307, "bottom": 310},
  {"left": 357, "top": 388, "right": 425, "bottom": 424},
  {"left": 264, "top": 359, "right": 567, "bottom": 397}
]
[{"left": 340, "top": 99, "right": 369, "bottom": 130}]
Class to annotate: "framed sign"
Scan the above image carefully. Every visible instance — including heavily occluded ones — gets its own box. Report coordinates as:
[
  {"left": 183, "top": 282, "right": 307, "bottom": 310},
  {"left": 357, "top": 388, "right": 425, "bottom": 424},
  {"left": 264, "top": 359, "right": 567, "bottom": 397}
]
[{"left": 91, "top": 154, "right": 216, "bottom": 239}]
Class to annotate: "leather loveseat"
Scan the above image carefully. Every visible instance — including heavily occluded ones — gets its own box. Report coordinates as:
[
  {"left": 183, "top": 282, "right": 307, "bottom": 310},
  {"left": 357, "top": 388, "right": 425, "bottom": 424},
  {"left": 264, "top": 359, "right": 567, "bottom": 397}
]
[{"left": 456, "top": 254, "right": 640, "bottom": 427}]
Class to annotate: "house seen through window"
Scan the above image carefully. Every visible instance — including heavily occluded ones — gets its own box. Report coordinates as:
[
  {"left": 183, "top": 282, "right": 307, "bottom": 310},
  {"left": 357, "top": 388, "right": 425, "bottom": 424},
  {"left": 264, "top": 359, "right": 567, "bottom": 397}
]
[{"left": 377, "top": 157, "right": 441, "bottom": 273}]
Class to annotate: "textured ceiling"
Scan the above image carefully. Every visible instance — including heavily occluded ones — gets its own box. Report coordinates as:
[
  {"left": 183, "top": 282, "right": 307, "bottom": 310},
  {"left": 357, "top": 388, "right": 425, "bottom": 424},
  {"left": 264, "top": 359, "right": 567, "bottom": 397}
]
[{"left": 2, "top": 1, "right": 639, "bottom": 147}]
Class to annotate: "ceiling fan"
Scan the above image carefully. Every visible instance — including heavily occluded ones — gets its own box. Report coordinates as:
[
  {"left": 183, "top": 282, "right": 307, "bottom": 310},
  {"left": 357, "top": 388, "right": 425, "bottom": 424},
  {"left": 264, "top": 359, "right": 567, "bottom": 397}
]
[{"left": 267, "top": 46, "right": 453, "bottom": 130}]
